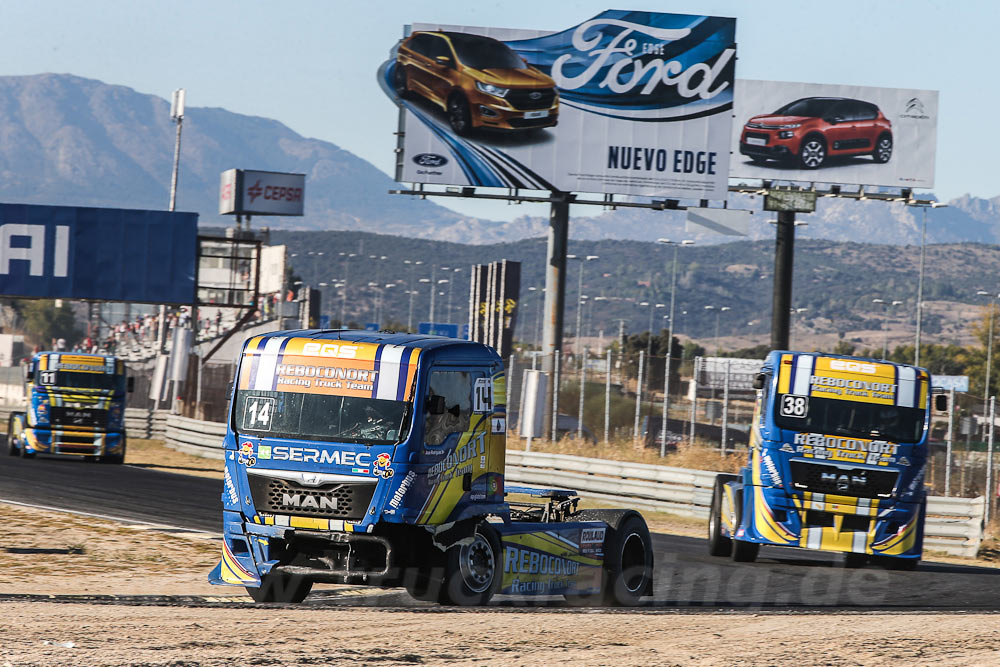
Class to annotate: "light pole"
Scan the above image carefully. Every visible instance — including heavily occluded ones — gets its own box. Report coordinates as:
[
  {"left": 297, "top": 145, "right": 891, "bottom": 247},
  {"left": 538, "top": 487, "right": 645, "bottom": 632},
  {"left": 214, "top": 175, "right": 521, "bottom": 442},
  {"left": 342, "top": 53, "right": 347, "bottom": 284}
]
[
  {"left": 656, "top": 239, "right": 694, "bottom": 455},
  {"left": 428, "top": 265, "right": 437, "bottom": 322},
  {"left": 872, "top": 298, "right": 903, "bottom": 360},
  {"left": 567, "top": 254, "right": 599, "bottom": 356},
  {"left": 977, "top": 290, "right": 999, "bottom": 431},
  {"left": 705, "top": 305, "right": 730, "bottom": 351},
  {"left": 447, "top": 267, "right": 461, "bottom": 323},
  {"left": 404, "top": 259, "right": 423, "bottom": 331},
  {"left": 528, "top": 286, "right": 543, "bottom": 346}
]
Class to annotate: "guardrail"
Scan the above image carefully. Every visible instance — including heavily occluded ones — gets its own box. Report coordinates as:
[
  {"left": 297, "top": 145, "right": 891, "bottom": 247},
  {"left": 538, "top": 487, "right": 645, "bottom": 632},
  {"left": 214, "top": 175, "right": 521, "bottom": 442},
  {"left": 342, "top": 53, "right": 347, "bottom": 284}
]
[{"left": 153, "top": 415, "right": 986, "bottom": 558}]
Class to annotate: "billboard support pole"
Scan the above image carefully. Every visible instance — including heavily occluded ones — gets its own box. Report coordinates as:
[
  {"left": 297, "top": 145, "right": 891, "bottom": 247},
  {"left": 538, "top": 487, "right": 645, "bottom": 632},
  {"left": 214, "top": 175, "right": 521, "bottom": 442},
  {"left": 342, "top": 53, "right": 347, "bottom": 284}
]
[
  {"left": 771, "top": 210, "right": 795, "bottom": 350},
  {"left": 542, "top": 193, "right": 570, "bottom": 439}
]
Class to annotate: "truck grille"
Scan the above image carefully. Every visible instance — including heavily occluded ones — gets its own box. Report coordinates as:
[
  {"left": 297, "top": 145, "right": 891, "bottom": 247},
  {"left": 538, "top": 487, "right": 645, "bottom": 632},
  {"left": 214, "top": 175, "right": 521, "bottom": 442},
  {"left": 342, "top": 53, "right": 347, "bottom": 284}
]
[
  {"left": 789, "top": 459, "right": 898, "bottom": 498},
  {"left": 51, "top": 406, "right": 107, "bottom": 428},
  {"left": 248, "top": 475, "right": 376, "bottom": 520},
  {"left": 507, "top": 88, "right": 556, "bottom": 110}
]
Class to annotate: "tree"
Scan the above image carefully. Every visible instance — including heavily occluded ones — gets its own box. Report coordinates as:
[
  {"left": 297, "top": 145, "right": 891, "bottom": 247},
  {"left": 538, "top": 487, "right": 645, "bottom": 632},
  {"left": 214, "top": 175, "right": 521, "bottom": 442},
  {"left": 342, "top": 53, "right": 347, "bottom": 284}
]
[{"left": 19, "top": 300, "right": 81, "bottom": 348}]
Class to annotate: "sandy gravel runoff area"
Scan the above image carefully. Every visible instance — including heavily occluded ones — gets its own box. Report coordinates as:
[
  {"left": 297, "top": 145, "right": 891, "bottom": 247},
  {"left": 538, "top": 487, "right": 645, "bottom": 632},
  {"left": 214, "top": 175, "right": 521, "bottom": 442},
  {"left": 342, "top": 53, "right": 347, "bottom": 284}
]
[{"left": 3, "top": 442, "right": 1000, "bottom": 665}]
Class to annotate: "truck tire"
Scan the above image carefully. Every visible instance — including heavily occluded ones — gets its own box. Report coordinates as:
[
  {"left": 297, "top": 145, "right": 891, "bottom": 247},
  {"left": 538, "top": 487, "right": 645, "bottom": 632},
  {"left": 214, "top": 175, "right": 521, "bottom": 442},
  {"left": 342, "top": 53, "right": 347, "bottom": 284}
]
[
  {"left": 564, "top": 509, "right": 654, "bottom": 607},
  {"left": 101, "top": 437, "right": 126, "bottom": 464},
  {"left": 246, "top": 571, "right": 313, "bottom": 603},
  {"left": 438, "top": 523, "right": 502, "bottom": 606},
  {"left": 6, "top": 414, "right": 19, "bottom": 456},
  {"left": 403, "top": 566, "right": 445, "bottom": 602},
  {"left": 730, "top": 489, "right": 759, "bottom": 563},
  {"left": 708, "top": 474, "right": 737, "bottom": 557}
]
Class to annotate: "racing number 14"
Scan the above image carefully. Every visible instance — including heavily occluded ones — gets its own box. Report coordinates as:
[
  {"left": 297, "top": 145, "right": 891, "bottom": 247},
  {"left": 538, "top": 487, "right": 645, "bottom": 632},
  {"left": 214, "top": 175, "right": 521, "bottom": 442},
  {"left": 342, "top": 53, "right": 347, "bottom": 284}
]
[
  {"left": 473, "top": 377, "right": 493, "bottom": 413},
  {"left": 244, "top": 396, "right": 275, "bottom": 430}
]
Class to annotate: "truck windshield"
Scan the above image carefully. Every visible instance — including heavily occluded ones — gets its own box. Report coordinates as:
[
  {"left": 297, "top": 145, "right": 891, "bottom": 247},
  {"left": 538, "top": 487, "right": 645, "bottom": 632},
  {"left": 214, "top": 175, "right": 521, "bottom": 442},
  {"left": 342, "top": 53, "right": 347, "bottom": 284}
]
[
  {"left": 43, "top": 371, "right": 125, "bottom": 394},
  {"left": 774, "top": 394, "right": 925, "bottom": 443},
  {"left": 233, "top": 389, "right": 410, "bottom": 446}
]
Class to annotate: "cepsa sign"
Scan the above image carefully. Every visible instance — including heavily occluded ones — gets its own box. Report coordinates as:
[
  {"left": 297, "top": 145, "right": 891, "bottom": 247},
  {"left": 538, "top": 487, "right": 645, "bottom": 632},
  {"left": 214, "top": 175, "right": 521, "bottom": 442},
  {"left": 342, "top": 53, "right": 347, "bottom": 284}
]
[{"left": 219, "top": 169, "right": 305, "bottom": 216}]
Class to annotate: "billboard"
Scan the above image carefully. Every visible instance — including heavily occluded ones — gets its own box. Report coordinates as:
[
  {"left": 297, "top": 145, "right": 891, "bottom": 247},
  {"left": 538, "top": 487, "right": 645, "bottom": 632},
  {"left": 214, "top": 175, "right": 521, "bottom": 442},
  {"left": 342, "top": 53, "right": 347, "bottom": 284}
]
[
  {"left": 0, "top": 203, "right": 197, "bottom": 304},
  {"left": 219, "top": 169, "right": 305, "bottom": 216},
  {"left": 384, "top": 10, "right": 737, "bottom": 200},
  {"left": 730, "top": 80, "right": 938, "bottom": 188},
  {"left": 694, "top": 356, "right": 764, "bottom": 393},
  {"left": 259, "top": 245, "right": 286, "bottom": 294}
]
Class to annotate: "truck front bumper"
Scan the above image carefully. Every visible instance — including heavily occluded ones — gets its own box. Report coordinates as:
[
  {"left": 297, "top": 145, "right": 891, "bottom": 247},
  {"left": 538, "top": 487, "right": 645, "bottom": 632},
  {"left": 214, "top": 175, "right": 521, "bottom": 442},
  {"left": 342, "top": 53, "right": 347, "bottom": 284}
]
[
  {"left": 23, "top": 427, "right": 124, "bottom": 458},
  {"left": 736, "top": 485, "right": 924, "bottom": 558}
]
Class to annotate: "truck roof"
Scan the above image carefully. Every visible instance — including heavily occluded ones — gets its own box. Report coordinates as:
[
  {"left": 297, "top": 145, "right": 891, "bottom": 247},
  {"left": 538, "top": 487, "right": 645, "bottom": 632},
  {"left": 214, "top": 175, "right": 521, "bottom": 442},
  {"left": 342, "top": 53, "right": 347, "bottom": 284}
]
[
  {"left": 33, "top": 351, "right": 121, "bottom": 364},
  {"left": 244, "top": 329, "right": 501, "bottom": 363}
]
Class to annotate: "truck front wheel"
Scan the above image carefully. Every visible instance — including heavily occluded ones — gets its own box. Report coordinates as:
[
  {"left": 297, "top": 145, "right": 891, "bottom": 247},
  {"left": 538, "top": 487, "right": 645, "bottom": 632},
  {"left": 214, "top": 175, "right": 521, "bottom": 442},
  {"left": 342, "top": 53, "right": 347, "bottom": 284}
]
[
  {"left": 246, "top": 571, "right": 313, "bottom": 603},
  {"left": 438, "top": 524, "right": 501, "bottom": 606},
  {"left": 730, "top": 489, "right": 760, "bottom": 563},
  {"left": 6, "top": 414, "right": 19, "bottom": 456},
  {"left": 708, "top": 475, "right": 736, "bottom": 557}
]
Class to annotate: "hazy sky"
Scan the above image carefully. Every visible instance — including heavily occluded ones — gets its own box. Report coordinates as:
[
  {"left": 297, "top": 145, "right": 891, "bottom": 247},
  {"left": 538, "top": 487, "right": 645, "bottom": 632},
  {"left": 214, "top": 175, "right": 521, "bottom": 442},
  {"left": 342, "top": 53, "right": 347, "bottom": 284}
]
[{"left": 0, "top": 0, "right": 988, "bottom": 222}]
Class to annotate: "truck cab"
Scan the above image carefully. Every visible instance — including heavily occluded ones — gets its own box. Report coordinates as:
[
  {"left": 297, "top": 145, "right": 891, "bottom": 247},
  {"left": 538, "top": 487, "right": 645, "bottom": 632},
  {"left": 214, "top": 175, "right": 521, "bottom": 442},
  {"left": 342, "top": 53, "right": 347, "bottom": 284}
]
[
  {"left": 210, "top": 330, "right": 654, "bottom": 605},
  {"left": 708, "top": 351, "right": 940, "bottom": 569},
  {"left": 8, "top": 351, "right": 132, "bottom": 463}
]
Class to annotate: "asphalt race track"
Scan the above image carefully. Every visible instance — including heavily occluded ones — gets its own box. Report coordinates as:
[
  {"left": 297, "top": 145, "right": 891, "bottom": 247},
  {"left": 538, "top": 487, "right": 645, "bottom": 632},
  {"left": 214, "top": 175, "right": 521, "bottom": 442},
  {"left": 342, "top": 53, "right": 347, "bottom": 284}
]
[{"left": 3, "top": 454, "right": 1000, "bottom": 611}]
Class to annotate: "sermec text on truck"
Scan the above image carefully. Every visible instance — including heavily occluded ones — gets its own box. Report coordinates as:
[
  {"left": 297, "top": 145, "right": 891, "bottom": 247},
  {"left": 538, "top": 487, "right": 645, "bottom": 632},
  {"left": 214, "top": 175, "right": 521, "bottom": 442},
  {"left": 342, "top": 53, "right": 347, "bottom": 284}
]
[
  {"left": 210, "top": 331, "right": 654, "bottom": 605},
  {"left": 8, "top": 352, "right": 133, "bottom": 463},
  {"left": 708, "top": 351, "right": 945, "bottom": 569}
]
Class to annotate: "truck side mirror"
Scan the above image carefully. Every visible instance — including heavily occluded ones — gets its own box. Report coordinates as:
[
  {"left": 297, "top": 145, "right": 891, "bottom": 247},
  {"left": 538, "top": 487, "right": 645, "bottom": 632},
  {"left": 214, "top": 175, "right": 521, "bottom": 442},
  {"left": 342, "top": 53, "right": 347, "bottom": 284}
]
[
  {"left": 935, "top": 394, "right": 948, "bottom": 411},
  {"left": 753, "top": 373, "right": 766, "bottom": 390},
  {"left": 127, "top": 377, "right": 135, "bottom": 393},
  {"left": 427, "top": 395, "right": 446, "bottom": 415}
]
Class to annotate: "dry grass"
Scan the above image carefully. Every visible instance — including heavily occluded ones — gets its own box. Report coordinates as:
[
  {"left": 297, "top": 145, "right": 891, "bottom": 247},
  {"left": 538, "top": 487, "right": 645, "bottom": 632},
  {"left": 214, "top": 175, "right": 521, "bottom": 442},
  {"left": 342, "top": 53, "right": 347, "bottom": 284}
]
[
  {"left": 508, "top": 433, "right": 745, "bottom": 473},
  {"left": 127, "top": 438, "right": 223, "bottom": 479}
]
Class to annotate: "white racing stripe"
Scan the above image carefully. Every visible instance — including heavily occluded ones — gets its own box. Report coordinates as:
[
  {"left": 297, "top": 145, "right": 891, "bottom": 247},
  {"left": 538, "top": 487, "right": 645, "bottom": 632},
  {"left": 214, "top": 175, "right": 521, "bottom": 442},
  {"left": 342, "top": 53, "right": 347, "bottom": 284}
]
[
  {"left": 375, "top": 345, "right": 406, "bottom": 401},
  {"left": 793, "top": 355, "right": 814, "bottom": 396},
  {"left": 896, "top": 366, "right": 916, "bottom": 407},
  {"left": 253, "top": 337, "right": 286, "bottom": 391}
]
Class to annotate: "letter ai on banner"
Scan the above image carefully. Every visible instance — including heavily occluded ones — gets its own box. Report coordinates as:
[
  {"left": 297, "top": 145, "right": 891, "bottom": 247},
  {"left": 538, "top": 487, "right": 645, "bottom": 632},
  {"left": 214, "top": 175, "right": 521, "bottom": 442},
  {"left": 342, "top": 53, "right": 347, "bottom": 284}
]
[
  {"left": 730, "top": 79, "right": 938, "bottom": 188},
  {"left": 0, "top": 203, "right": 197, "bottom": 304},
  {"left": 383, "top": 10, "right": 736, "bottom": 200}
]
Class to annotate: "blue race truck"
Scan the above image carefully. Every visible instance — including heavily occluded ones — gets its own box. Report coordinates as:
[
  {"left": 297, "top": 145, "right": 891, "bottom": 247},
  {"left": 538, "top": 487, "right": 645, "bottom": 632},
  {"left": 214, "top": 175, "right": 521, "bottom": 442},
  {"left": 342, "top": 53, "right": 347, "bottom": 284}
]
[
  {"left": 210, "top": 330, "right": 654, "bottom": 605},
  {"left": 8, "top": 351, "right": 132, "bottom": 463},
  {"left": 709, "top": 351, "right": 945, "bottom": 569}
]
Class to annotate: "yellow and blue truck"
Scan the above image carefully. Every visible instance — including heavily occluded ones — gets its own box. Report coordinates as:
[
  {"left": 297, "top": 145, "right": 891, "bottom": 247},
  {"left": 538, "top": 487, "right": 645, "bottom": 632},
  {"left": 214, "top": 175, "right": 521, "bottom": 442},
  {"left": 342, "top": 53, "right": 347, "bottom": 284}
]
[
  {"left": 709, "top": 351, "right": 945, "bottom": 569},
  {"left": 8, "top": 351, "right": 132, "bottom": 463},
  {"left": 209, "top": 330, "right": 654, "bottom": 605}
]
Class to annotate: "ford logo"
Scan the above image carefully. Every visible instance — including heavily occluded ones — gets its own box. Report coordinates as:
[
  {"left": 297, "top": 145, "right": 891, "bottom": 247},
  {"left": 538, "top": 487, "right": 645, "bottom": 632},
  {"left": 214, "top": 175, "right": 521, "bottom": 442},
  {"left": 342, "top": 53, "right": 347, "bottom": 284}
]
[{"left": 412, "top": 153, "right": 448, "bottom": 167}]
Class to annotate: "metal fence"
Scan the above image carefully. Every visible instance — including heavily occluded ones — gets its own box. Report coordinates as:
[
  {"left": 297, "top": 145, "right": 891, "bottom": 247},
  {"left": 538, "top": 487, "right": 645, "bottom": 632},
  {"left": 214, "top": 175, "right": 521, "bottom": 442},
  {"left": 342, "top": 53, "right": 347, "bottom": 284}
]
[{"left": 154, "top": 413, "right": 985, "bottom": 558}]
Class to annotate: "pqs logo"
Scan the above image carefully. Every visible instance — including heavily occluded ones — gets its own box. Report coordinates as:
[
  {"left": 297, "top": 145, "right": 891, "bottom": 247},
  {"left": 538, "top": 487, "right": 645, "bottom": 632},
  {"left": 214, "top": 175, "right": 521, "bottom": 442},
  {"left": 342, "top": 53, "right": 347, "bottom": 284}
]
[{"left": 412, "top": 153, "right": 449, "bottom": 167}]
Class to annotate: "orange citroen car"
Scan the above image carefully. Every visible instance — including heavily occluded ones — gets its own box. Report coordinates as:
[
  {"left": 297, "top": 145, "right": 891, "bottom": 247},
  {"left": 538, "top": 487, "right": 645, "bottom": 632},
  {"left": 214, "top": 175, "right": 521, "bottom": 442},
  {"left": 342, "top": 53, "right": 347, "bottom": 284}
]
[{"left": 395, "top": 31, "right": 559, "bottom": 136}]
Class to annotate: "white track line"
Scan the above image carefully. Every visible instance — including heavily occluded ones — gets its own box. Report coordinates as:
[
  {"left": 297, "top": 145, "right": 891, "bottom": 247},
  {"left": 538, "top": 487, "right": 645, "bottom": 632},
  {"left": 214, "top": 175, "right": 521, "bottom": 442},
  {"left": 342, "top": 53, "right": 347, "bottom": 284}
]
[{"left": 0, "top": 497, "right": 219, "bottom": 537}]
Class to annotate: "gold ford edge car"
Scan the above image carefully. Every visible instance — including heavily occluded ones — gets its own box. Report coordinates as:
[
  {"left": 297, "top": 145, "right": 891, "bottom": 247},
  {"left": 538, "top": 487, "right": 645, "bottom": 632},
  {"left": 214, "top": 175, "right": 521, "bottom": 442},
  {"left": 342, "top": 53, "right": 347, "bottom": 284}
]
[{"left": 395, "top": 30, "right": 559, "bottom": 136}]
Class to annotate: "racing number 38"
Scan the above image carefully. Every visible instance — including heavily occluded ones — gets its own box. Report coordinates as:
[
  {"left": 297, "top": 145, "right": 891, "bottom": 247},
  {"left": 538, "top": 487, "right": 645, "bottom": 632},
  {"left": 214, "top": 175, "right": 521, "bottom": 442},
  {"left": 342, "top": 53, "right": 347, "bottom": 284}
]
[{"left": 779, "top": 394, "right": 808, "bottom": 418}]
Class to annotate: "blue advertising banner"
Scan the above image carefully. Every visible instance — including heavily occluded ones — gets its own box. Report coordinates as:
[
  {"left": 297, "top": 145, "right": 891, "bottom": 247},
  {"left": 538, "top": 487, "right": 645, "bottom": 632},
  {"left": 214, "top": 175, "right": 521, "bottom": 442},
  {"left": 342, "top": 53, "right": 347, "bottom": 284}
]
[
  {"left": 418, "top": 322, "right": 460, "bottom": 338},
  {"left": 0, "top": 203, "right": 197, "bottom": 304}
]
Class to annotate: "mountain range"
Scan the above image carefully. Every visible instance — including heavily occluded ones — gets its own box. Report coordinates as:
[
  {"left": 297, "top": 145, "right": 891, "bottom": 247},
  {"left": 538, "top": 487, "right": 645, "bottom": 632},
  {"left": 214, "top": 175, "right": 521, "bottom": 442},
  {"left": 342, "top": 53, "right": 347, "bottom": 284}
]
[{"left": 0, "top": 73, "right": 999, "bottom": 247}]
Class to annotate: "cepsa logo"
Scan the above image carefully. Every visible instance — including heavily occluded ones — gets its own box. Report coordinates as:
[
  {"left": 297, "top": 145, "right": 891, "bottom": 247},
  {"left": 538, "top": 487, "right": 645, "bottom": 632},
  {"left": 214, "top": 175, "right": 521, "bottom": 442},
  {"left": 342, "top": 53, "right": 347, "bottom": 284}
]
[
  {"left": 829, "top": 359, "right": 878, "bottom": 374},
  {"left": 246, "top": 179, "right": 303, "bottom": 204}
]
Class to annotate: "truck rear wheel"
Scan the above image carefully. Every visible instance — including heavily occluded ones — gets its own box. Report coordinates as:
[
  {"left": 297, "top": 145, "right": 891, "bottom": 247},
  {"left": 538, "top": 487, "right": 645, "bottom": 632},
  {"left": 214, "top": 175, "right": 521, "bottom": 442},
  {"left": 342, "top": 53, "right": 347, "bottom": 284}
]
[
  {"left": 438, "top": 524, "right": 501, "bottom": 606},
  {"left": 708, "top": 475, "right": 736, "bottom": 557},
  {"left": 246, "top": 571, "right": 313, "bottom": 603},
  {"left": 564, "top": 509, "right": 654, "bottom": 607}
]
